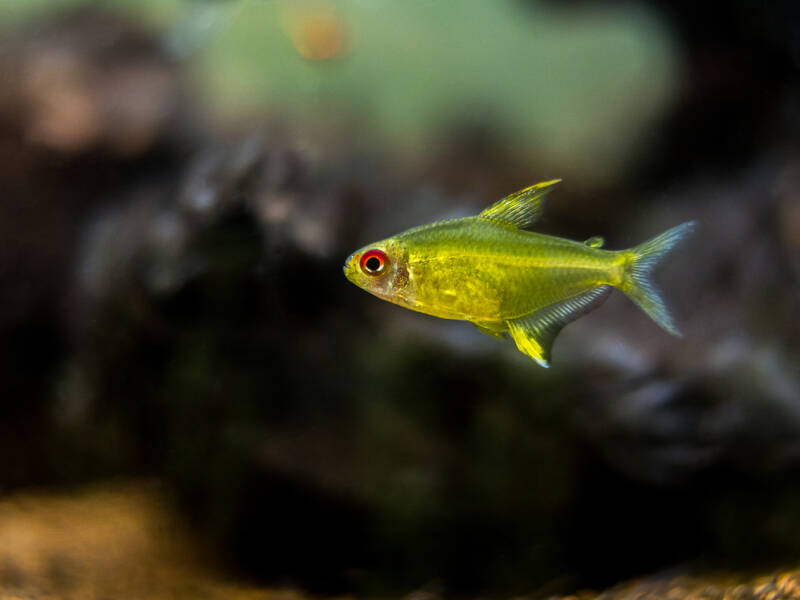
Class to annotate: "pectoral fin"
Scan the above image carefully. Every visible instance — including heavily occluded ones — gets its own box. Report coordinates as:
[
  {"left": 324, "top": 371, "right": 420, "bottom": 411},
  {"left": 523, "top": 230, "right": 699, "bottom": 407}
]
[
  {"left": 470, "top": 321, "right": 506, "bottom": 339},
  {"left": 507, "top": 286, "right": 611, "bottom": 367},
  {"left": 478, "top": 179, "right": 561, "bottom": 229}
]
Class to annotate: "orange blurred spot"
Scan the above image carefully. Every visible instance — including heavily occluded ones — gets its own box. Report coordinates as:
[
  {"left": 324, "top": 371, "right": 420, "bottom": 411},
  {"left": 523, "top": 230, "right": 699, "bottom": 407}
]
[{"left": 282, "top": 4, "right": 350, "bottom": 61}]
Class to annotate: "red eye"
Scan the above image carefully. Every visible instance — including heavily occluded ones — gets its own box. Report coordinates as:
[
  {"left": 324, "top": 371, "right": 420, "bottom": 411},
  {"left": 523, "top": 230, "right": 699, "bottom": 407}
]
[{"left": 360, "top": 249, "right": 388, "bottom": 275}]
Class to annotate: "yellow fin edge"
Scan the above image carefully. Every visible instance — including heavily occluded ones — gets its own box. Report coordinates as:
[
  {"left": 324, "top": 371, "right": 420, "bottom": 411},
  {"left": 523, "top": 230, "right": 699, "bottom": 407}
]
[{"left": 507, "top": 321, "right": 550, "bottom": 368}]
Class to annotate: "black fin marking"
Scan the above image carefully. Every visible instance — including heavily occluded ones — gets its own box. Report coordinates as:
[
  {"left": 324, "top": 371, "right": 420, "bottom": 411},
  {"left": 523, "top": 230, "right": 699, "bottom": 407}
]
[{"left": 507, "top": 286, "right": 611, "bottom": 367}]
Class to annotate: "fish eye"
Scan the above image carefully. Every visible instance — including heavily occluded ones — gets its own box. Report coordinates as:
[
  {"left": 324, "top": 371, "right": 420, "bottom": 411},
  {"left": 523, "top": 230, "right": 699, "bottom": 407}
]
[{"left": 360, "top": 249, "right": 388, "bottom": 275}]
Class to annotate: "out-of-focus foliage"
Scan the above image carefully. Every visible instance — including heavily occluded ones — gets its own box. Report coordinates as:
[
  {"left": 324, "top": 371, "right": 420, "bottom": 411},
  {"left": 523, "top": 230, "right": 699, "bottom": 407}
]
[{"left": 2, "top": 0, "right": 679, "bottom": 183}]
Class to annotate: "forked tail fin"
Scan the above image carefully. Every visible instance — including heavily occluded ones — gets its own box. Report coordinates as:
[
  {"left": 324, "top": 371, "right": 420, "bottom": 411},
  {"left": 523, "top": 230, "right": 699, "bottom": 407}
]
[{"left": 619, "top": 221, "right": 696, "bottom": 336}]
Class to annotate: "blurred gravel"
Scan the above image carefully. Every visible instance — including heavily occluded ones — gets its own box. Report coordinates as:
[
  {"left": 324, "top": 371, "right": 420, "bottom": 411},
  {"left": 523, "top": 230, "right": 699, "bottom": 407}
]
[{"left": 1, "top": 481, "right": 799, "bottom": 600}]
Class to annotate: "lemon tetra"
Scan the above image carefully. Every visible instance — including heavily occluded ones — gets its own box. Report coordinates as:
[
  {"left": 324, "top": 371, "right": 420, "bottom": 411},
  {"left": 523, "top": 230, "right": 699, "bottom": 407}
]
[{"left": 344, "top": 180, "right": 694, "bottom": 367}]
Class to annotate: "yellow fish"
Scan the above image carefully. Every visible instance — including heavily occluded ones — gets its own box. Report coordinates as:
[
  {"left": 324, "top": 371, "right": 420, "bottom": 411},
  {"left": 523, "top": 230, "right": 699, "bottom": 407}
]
[{"left": 343, "top": 180, "right": 694, "bottom": 367}]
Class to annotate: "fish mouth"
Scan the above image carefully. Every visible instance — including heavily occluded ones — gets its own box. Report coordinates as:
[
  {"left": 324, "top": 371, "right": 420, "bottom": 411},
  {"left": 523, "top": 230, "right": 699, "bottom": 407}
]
[{"left": 342, "top": 253, "right": 358, "bottom": 281}]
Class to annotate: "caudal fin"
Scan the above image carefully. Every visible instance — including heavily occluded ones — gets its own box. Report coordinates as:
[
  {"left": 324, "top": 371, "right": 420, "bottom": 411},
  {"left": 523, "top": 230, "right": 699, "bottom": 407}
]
[{"left": 619, "top": 221, "right": 696, "bottom": 336}]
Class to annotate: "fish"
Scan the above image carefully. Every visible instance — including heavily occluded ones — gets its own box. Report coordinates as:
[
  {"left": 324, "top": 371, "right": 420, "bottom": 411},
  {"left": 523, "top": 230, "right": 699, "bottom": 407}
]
[{"left": 343, "top": 180, "right": 695, "bottom": 367}]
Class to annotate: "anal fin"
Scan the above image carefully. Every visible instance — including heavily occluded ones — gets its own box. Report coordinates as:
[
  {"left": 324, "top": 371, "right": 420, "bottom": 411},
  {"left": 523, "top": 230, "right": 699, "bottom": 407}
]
[{"left": 507, "top": 286, "right": 611, "bottom": 367}]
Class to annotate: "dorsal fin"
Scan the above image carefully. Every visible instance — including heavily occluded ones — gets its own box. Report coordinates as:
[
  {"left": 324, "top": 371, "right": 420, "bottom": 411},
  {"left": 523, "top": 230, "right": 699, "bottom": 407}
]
[
  {"left": 479, "top": 179, "right": 561, "bottom": 229},
  {"left": 584, "top": 236, "right": 605, "bottom": 248},
  {"left": 506, "top": 286, "right": 611, "bottom": 367}
]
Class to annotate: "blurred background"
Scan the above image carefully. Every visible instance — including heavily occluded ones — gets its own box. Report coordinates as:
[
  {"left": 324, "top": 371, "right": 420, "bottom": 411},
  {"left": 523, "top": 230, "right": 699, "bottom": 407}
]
[{"left": 0, "top": 0, "right": 799, "bottom": 598}]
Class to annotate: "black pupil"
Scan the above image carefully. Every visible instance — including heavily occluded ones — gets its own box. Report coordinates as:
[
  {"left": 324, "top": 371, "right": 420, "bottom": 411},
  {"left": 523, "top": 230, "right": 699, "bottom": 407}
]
[{"left": 365, "top": 256, "right": 382, "bottom": 271}]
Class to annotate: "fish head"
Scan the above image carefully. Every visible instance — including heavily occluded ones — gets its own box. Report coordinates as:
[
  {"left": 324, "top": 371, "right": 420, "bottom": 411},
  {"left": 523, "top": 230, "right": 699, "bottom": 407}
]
[{"left": 343, "top": 238, "right": 411, "bottom": 305}]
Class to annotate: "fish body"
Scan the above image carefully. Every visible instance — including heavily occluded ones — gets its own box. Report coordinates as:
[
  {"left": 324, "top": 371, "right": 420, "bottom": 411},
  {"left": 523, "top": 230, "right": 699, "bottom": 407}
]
[{"left": 344, "top": 180, "right": 694, "bottom": 367}]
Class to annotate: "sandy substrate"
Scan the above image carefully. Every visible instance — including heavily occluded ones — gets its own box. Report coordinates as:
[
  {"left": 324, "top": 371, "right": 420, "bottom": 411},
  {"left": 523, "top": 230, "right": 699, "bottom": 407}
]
[{"left": 0, "top": 481, "right": 797, "bottom": 600}]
